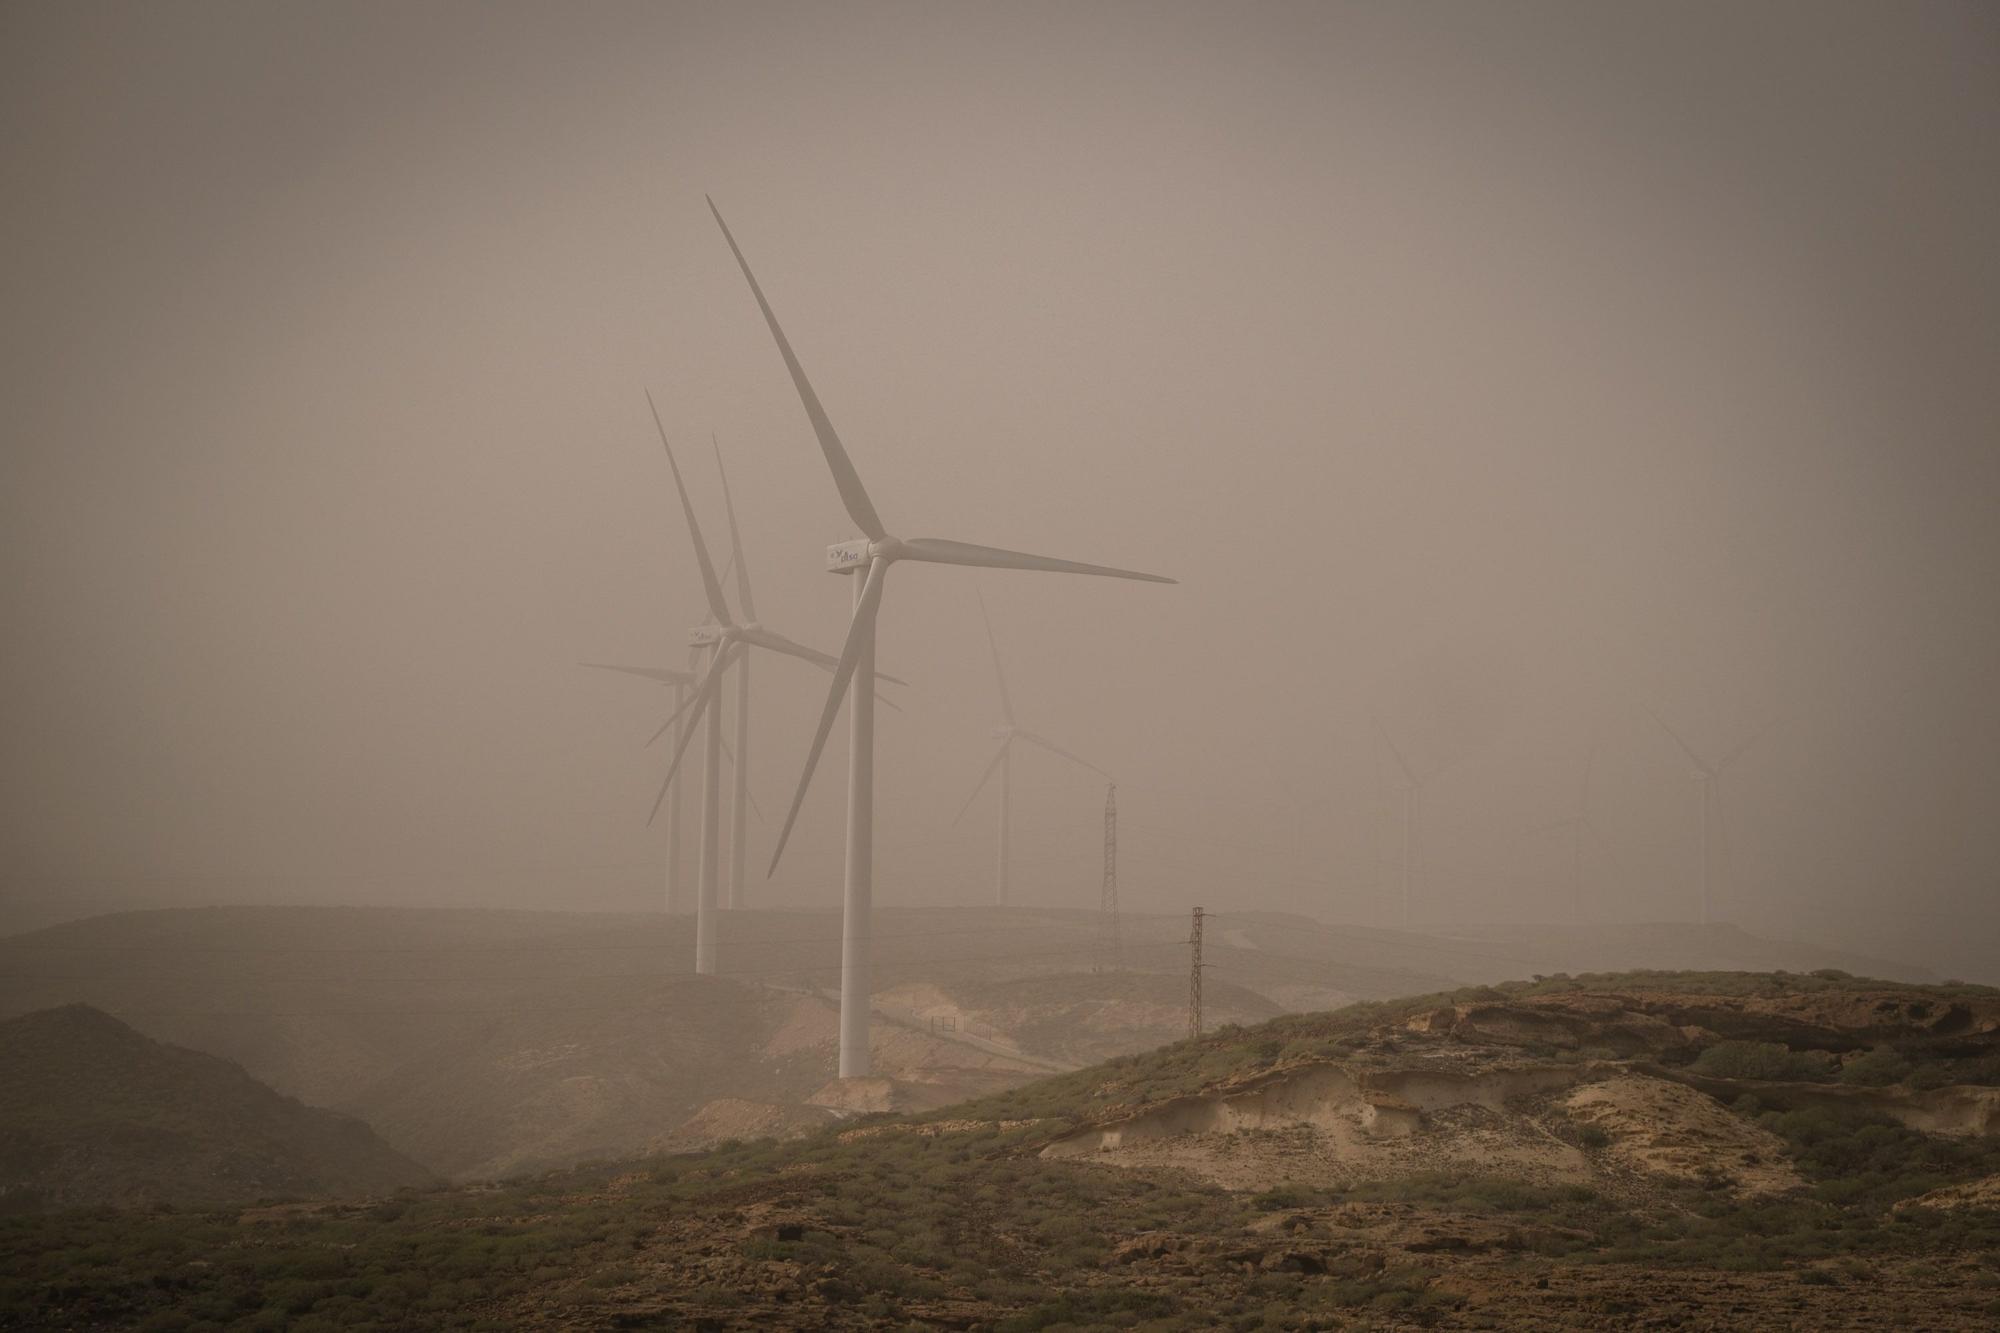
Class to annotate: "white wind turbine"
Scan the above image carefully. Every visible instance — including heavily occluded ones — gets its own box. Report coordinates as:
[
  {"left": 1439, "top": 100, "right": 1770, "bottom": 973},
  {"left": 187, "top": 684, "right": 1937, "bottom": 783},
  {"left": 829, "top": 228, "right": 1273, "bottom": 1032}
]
[
  {"left": 639, "top": 393, "right": 883, "bottom": 975},
  {"left": 582, "top": 659, "right": 697, "bottom": 912},
  {"left": 1372, "top": 712, "right": 1431, "bottom": 929},
  {"left": 709, "top": 198, "right": 1175, "bottom": 1078},
  {"left": 1649, "top": 709, "right": 1771, "bottom": 926},
  {"left": 710, "top": 434, "right": 761, "bottom": 913},
  {"left": 955, "top": 589, "right": 1115, "bottom": 906}
]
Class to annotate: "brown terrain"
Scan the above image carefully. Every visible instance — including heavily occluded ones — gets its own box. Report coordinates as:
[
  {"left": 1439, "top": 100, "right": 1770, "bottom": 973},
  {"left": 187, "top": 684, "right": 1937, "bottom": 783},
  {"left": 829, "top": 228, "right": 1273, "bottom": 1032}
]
[
  {"left": 0, "top": 905, "right": 1929, "bottom": 1185},
  {"left": 7, "top": 971, "right": 1958, "bottom": 1331},
  {"left": 0, "top": 1005, "right": 433, "bottom": 1211}
]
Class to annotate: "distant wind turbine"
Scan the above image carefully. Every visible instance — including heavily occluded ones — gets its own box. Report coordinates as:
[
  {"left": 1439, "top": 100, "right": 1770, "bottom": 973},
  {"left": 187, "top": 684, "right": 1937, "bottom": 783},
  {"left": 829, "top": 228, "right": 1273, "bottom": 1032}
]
[
  {"left": 709, "top": 197, "right": 1175, "bottom": 1078},
  {"left": 955, "top": 589, "right": 1115, "bottom": 906},
  {"left": 1649, "top": 710, "right": 1772, "bottom": 926},
  {"left": 639, "top": 396, "right": 878, "bottom": 975},
  {"left": 1526, "top": 738, "right": 1604, "bottom": 924},
  {"left": 1372, "top": 713, "right": 1430, "bottom": 929},
  {"left": 582, "top": 660, "right": 696, "bottom": 912},
  {"left": 711, "top": 435, "right": 760, "bottom": 913}
]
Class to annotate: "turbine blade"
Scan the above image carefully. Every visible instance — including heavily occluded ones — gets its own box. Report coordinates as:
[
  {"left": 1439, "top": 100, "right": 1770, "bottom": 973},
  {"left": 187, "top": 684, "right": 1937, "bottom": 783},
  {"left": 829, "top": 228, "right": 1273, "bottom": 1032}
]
[
  {"left": 711, "top": 433, "right": 757, "bottom": 621},
  {"left": 646, "top": 644, "right": 735, "bottom": 823},
  {"left": 736, "top": 625, "right": 836, "bottom": 669},
  {"left": 953, "top": 738, "right": 1012, "bottom": 826},
  {"left": 1647, "top": 707, "right": 1711, "bottom": 775},
  {"left": 735, "top": 629, "right": 904, "bottom": 713},
  {"left": 900, "top": 537, "right": 1174, "bottom": 583},
  {"left": 735, "top": 625, "right": 910, "bottom": 687},
  {"left": 1717, "top": 717, "right": 1776, "bottom": 773},
  {"left": 644, "top": 389, "right": 733, "bottom": 626},
  {"left": 975, "top": 586, "right": 1015, "bottom": 726},
  {"left": 767, "top": 558, "right": 888, "bottom": 873},
  {"left": 581, "top": 662, "right": 696, "bottom": 686},
  {"left": 1014, "top": 728, "right": 1113, "bottom": 783},
  {"left": 643, "top": 686, "right": 707, "bottom": 747},
  {"left": 707, "top": 198, "right": 888, "bottom": 542},
  {"left": 1370, "top": 710, "right": 1418, "bottom": 785}
]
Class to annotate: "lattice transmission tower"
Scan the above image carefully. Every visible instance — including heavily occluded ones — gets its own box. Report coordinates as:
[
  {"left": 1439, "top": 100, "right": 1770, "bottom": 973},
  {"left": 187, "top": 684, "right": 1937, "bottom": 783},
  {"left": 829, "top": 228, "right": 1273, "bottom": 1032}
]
[{"left": 1187, "top": 905, "right": 1205, "bottom": 1040}]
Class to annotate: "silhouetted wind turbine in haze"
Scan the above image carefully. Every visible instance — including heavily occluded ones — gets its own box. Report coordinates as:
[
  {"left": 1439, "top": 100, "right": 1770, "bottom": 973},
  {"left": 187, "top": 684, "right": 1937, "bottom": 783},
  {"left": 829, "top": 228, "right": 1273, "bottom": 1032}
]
[
  {"left": 709, "top": 196, "right": 1175, "bottom": 1078},
  {"left": 711, "top": 435, "right": 761, "bottom": 913},
  {"left": 955, "top": 589, "right": 1116, "bottom": 906},
  {"left": 583, "top": 660, "right": 696, "bottom": 912},
  {"left": 640, "top": 394, "right": 877, "bottom": 975},
  {"left": 1649, "top": 709, "right": 1772, "bottom": 927},
  {"left": 1527, "top": 738, "right": 1604, "bottom": 924},
  {"left": 1372, "top": 713, "right": 1429, "bottom": 929}
]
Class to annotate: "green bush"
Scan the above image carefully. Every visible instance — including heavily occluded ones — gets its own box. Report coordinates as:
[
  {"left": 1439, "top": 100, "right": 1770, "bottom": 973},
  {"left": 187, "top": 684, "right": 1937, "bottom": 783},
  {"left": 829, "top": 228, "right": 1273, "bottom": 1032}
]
[
  {"left": 1838, "top": 1049, "right": 1912, "bottom": 1087},
  {"left": 1690, "top": 1041, "right": 1837, "bottom": 1082}
]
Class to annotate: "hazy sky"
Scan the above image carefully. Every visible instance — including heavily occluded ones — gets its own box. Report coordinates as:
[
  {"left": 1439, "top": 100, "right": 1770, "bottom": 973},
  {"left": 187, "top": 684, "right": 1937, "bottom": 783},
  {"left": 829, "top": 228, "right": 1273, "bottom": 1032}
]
[{"left": 3, "top": 2, "right": 1996, "bottom": 978}]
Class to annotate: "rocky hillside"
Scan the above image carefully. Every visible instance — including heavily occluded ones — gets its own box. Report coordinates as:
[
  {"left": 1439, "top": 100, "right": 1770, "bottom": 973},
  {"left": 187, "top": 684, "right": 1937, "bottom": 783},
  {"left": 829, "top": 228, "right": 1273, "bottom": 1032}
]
[
  {"left": 0, "top": 1006, "right": 433, "bottom": 1212},
  {"left": 4, "top": 971, "right": 1998, "bottom": 1329},
  {"left": 0, "top": 906, "right": 1939, "bottom": 1184}
]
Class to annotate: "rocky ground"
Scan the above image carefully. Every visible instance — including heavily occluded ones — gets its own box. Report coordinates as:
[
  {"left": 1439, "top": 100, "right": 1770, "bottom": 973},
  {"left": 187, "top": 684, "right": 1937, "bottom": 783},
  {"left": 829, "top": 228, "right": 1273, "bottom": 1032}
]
[{"left": 5, "top": 970, "right": 1998, "bottom": 1329}]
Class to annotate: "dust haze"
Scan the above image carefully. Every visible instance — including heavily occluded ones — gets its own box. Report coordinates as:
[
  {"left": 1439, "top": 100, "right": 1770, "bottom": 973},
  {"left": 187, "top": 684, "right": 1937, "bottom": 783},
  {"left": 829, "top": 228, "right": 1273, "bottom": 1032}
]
[{"left": 4, "top": 1, "right": 1997, "bottom": 982}]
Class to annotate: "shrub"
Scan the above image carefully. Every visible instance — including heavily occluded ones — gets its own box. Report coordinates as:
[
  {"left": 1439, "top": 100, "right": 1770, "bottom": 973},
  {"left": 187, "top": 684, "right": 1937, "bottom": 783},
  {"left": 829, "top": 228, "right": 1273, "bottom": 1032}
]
[
  {"left": 1690, "top": 1041, "right": 1837, "bottom": 1082},
  {"left": 1839, "top": 1049, "right": 1912, "bottom": 1087}
]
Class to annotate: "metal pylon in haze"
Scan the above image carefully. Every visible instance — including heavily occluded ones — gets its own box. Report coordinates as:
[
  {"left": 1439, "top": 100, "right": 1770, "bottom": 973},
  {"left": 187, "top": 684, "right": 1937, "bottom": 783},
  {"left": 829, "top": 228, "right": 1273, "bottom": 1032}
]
[
  {"left": 639, "top": 397, "right": 878, "bottom": 975},
  {"left": 1649, "top": 710, "right": 1772, "bottom": 926},
  {"left": 708, "top": 197, "right": 1176, "bottom": 1079},
  {"left": 954, "top": 589, "right": 1116, "bottom": 907},
  {"left": 582, "top": 659, "right": 696, "bottom": 912},
  {"left": 1098, "top": 783, "right": 1121, "bottom": 972}
]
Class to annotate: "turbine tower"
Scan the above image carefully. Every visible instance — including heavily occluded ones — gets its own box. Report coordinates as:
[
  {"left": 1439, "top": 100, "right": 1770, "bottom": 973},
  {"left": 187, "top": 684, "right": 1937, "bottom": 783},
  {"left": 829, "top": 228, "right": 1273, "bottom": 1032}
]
[
  {"left": 1649, "top": 710, "right": 1770, "bottom": 926},
  {"left": 954, "top": 589, "right": 1115, "bottom": 906},
  {"left": 1098, "top": 783, "right": 1121, "bottom": 972},
  {"left": 639, "top": 395, "right": 875, "bottom": 974},
  {"left": 710, "top": 435, "right": 758, "bottom": 911},
  {"left": 709, "top": 198, "right": 1175, "bottom": 1078},
  {"left": 1372, "top": 713, "right": 1426, "bottom": 929},
  {"left": 582, "top": 660, "right": 696, "bottom": 912}
]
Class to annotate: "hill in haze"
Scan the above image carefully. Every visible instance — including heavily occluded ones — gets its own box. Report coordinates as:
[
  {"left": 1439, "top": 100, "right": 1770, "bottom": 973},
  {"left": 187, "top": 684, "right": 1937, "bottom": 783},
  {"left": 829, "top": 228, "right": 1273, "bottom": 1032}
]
[
  {"left": 5, "top": 970, "right": 1998, "bottom": 1329},
  {"left": 0, "top": 904, "right": 1935, "bottom": 1182},
  {"left": 0, "top": 1005, "right": 433, "bottom": 1212}
]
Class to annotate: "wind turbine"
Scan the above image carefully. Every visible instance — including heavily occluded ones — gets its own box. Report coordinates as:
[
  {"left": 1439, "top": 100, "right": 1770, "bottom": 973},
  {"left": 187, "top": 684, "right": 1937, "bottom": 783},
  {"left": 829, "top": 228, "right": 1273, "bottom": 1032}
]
[
  {"left": 639, "top": 393, "right": 879, "bottom": 975},
  {"left": 1526, "top": 738, "right": 1603, "bottom": 924},
  {"left": 1649, "top": 710, "right": 1771, "bottom": 926},
  {"left": 710, "top": 435, "right": 760, "bottom": 912},
  {"left": 583, "top": 660, "right": 696, "bottom": 912},
  {"left": 709, "top": 198, "right": 1175, "bottom": 1078},
  {"left": 1372, "top": 713, "right": 1427, "bottom": 929},
  {"left": 955, "top": 589, "right": 1115, "bottom": 906}
]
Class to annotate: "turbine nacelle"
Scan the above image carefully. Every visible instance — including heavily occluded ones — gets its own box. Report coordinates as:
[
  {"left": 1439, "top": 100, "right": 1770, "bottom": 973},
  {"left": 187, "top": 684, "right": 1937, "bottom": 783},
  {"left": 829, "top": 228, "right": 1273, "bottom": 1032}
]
[
  {"left": 826, "top": 538, "right": 873, "bottom": 573},
  {"left": 826, "top": 536, "right": 932, "bottom": 571}
]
